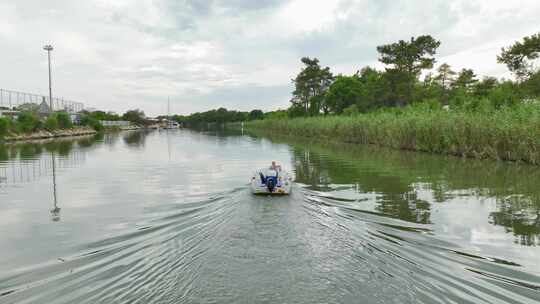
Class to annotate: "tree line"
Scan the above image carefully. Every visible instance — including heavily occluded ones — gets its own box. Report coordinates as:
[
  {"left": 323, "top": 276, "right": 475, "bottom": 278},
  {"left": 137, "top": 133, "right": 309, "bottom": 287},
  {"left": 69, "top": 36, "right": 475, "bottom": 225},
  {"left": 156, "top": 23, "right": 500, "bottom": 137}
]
[
  {"left": 173, "top": 32, "right": 539, "bottom": 122},
  {"left": 288, "top": 32, "right": 540, "bottom": 116},
  {"left": 173, "top": 108, "right": 265, "bottom": 126}
]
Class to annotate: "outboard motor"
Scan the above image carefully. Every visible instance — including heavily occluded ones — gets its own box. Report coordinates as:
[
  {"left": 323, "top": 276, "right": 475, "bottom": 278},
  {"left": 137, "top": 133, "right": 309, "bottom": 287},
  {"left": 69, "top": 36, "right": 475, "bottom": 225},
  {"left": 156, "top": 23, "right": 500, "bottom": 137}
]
[{"left": 266, "top": 176, "right": 277, "bottom": 192}]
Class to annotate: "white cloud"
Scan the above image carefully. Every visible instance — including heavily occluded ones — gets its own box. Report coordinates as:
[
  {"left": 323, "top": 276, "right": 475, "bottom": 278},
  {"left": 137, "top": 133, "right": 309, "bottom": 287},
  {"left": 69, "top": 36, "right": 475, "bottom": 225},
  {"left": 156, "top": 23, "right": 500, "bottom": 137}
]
[{"left": 0, "top": 0, "right": 538, "bottom": 116}]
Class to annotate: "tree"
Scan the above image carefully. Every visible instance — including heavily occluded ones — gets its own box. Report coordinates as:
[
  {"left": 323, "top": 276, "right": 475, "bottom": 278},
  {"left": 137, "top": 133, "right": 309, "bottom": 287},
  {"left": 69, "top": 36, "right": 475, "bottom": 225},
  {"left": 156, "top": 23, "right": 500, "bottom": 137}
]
[
  {"left": 264, "top": 110, "right": 288, "bottom": 120},
  {"left": 419, "top": 73, "right": 444, "bottom": 102},
  {"left": 80, "top": 115, "right": 103, "bottom": 132},
  {"left": 522, "top": 70, "right": 540, "bottom": 97},
  {"left": 497, "top": 32, "right": 540, "bottom": 80},
  {"left": 325, "top": 75, "right": 364, "bottom": 114},
  {"left": 17, "top": 103, "right": 40, "bottom": 113},
  {"left": 357, "top": 67, "right": 391, "bottom": 108},
  {"left": 249, "top": 109, "right": 264, "bottom": 120},
  {"left": 434, "top": 63, "right": 456, "bottom": 104},
  {"left": 122, "top": 109, "right": 146, "bottom": 125},
  {"left": 473, "top": 77, "right": 498, "bottom": 97},
  {"left": 83, "top": 110, "right": 121, "bottom": 121},
  {"left": 434, "top": 63, "right": 456, "bottom": 89},
  {"left": 377, "top": 35, "right": 441, "bottom": 105},
  {"left": 453, "top": 69, "right": 478, "bottom": 93},
  {"left": 215, "top": 107, "right": 228, "bottom": 123},
  {"left": 291, "top": 57, "right": 334, "bottom": 115}
]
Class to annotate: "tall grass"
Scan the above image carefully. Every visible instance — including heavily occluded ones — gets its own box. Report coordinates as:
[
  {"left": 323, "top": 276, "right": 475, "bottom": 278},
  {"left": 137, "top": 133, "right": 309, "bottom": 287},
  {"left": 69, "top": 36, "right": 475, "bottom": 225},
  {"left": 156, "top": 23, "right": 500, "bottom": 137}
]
[{"left": 247, "top": 102, "right": 540, "bottom": 165}]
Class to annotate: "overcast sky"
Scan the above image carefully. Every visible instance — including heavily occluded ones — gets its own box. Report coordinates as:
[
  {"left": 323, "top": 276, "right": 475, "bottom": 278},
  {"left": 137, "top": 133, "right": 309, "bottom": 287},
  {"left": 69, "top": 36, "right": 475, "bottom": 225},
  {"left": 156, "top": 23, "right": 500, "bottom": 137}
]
[{"left": 0, "top": 0, "right": 538, "bottom": 116}]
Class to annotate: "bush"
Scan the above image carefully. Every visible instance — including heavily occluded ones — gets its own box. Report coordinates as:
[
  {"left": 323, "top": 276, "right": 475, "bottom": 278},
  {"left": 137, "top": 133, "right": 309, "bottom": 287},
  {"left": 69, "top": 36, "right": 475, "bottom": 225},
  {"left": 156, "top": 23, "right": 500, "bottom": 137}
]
[
  {"left": 488, "top": 82, "right": 521, "bottom": 108},
  {"left": 55, "top": 112, "right": 73, "bottom": 129},
  {"left": 343, "top": 104, "right": 360, "bottom": 116},
  {"left": 16, "top": 111, "right": 40, "bottom": 133},
  {"left": 80, "top": 115, "right": 103, "bottom": 132},
  {"left": 44, "top": 116, "right": 59, "bottom": 131},
  {"left": 0, "top": 117, "right": 9, "bottom": 137}
]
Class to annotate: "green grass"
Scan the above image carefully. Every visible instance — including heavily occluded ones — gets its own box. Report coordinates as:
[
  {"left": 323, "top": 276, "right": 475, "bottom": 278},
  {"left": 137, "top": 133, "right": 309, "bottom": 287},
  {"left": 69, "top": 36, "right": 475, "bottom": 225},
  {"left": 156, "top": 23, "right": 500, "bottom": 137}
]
[{"left": 247, "top": 102, "right": 540, "bottom": 165}]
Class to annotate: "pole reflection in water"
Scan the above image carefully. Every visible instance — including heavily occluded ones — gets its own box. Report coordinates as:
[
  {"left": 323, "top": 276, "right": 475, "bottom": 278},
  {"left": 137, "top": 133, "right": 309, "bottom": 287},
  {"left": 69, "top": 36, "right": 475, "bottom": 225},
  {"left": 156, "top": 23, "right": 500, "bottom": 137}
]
[{"left": 50, "top": 151, "right": 60, "bottom": 222}]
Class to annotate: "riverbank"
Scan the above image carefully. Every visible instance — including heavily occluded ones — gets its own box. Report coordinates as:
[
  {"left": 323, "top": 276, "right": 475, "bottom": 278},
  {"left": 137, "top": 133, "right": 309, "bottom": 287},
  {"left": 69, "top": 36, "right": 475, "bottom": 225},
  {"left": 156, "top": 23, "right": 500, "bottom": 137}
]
[
  {"left": 1, "top": 126, "right": 97, "bottom": 143},
  {"left": 246, "top": 103, "right": 540, "bottom": 165}
]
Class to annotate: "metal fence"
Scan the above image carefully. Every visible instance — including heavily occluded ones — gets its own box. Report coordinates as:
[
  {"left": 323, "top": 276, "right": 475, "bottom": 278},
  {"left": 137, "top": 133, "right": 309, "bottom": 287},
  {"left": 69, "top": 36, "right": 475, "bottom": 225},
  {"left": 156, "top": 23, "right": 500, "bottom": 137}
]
[
  {"left": 100, "top": 120, "right": 131, "bottom": 127},
  {"left": 0, "top": 88, "right": 84, "bottom": 113}
]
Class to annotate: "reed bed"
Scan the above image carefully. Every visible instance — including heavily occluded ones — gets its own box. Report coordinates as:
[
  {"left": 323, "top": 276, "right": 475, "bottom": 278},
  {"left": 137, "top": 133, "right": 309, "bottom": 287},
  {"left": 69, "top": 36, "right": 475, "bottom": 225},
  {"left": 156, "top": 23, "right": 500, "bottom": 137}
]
[{"left": 247, "top": 103, "right": 540, "bottom": 165}]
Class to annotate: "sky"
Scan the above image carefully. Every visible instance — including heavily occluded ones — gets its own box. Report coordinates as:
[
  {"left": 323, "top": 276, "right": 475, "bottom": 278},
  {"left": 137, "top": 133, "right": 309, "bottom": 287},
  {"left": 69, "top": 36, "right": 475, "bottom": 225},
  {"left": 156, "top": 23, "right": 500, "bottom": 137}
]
[{"left": 0, "top": 0, "right": 538, "bottom": 116}]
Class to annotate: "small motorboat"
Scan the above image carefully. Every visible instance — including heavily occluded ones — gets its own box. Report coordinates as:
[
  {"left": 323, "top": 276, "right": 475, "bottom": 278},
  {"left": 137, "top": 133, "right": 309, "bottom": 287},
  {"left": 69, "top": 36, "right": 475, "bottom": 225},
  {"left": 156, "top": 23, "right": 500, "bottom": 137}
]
[{"left": 251, "top": 168, "right": 292, "bottom": 195}]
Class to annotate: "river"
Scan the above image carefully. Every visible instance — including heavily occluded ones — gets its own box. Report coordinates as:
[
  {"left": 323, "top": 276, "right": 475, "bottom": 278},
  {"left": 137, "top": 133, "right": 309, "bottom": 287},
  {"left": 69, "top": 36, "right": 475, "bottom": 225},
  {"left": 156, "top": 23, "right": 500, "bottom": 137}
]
[{"left": 0, "top": 129, "right": 539, "bottom": 303}]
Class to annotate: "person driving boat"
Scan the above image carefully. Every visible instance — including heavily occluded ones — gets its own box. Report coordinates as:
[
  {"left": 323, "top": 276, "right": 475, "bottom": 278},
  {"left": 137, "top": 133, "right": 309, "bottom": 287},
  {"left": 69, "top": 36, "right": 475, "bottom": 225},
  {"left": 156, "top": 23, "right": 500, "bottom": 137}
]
[{"left": 270, "top": 161, "right": 282, "bottom": 171}]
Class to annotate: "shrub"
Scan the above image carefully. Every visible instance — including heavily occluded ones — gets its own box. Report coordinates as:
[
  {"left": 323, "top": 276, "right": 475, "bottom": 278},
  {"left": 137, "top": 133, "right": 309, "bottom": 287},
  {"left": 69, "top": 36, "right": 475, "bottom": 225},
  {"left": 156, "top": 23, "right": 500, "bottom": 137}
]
[
  {"left": 80, "top": 115, "right": 103, "bottom": 132},
  {"left": 16, "top": 111, "right": 40, "bottom": 133},
  {"left": 488, "top": 82, "right": 521, "bottom": 108},
  {"left": 55, "top": 112, "right": 73, "bottom": 129},
  {"left": 44, "top": 116, "right": 59, "bottom": 131},
  {"left": 0, "top": 117, "right": 9, "bottom": 137},
  {"left": 343, "top": 104, "right": 360, "bottom": 116}
]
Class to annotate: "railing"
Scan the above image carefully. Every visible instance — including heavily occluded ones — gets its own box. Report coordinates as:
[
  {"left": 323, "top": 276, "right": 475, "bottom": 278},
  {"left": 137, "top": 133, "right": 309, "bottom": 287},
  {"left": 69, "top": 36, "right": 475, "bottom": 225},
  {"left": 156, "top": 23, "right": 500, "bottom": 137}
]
[
  {"left": 0, "top": 88, "right": 84, "bottom": 113},
  {"left": 100, "top": 120, "right": 131, "bottom": 127}
]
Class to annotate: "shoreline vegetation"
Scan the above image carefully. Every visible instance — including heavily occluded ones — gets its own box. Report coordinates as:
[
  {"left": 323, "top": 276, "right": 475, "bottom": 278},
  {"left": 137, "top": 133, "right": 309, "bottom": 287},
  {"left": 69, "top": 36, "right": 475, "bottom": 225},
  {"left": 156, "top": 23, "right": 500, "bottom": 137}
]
[
  {"left": 174, "top": 32, "right": 540, "bottom": 165},
  {"left": 246, "top": 102, "right": 540, "bottom": 165},
  {"left": 1, "top": 109, "right": 149, "bottom": 143},
  {"left": 3, "top": 126, "right": 97, "bottom": 142}
]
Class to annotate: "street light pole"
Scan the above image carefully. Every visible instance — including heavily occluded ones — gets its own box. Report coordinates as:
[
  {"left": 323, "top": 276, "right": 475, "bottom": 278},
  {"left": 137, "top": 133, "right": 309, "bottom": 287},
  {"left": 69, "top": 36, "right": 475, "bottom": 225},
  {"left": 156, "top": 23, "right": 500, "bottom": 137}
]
[{"left": 43, "top": 44, "right": 54, "bottom": 113}]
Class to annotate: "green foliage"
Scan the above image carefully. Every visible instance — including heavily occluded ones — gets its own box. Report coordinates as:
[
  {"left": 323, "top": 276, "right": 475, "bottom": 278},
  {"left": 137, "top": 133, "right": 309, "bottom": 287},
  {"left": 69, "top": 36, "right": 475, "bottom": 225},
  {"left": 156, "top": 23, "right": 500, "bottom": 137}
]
[
  {"left": 325, "top": 75, "right": 363, "bottom": 114},
  {"left": 288, "top": 105, "right": 306, "bottom": 118},
  {"left": 522, "top": 70, "right": 540, "bottom": 97},
  {"left": 0, "top": 117, "right": 9, "bottom": 137},
  {"left": 44, "top": 116, "right": 59, "bottom": 131},
  {"left": 264, "top": 110, "right": 288, "bottom": 120},
  {"left": 247, "top": 102, "right": 540, "bottom": 165},
  {"left": 453, "top": 69, "right": 478, "bottom": 92},
  {"left": 497, "top": 32, "right": 540, "bottom": 80},
  {"left": 284, "top": 34, "right": 540, "bottom": 118},
  {"left": 434, "top": 63, "right": 456, "bottom": 89},
  {"left": 55, "top": 112, "right": 73, "bottom": 129},
  {"left": 249, "top": 109, "right": 264, "bottom": 120},
  {"left": 80, "top": 115, "right": 104, "bottom": 132},
  {"left": 16, "top": 111, "right": 41, "bottom": 133},
  {"left": 473, "top": 77, "right": 499, "bottom": 97},
  {"left": 17, "top": 103, "right": 40, "bottom": 113},
  {"left": 122, "top": 109, "right": 146, "bottom": 125},
  {"left": 81, "top": 110, "right": 121, "bottom": 121},
  {"left": 487, "top": 82, "right": 522, "bottom": 108},
  {"left": 342, "top": 104, "right": 360, "bottom": 116},
  {"left": 325, "top": 68, "right": 392, "bottom": 114},
  {"left": 175, "top": 108, "right": 256, "bottom": 126},
  {"left": 291, "top": 57, "right": 334, "bottom": 115},
  {"left": 377, "top": 35, "right": 441, "bottom": 105},
  {"left": 377, "top": 35, "right": 441, "bottom": 74}
]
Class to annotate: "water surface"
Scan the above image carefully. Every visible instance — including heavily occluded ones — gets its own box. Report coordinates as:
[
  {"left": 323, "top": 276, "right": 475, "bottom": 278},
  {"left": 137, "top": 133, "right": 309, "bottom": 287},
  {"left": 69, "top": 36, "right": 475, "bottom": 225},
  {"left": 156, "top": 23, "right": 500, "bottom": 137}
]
[{"left": 0, "top": 129, "right": 539, "bottom": 303}]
